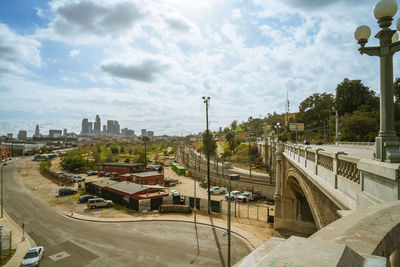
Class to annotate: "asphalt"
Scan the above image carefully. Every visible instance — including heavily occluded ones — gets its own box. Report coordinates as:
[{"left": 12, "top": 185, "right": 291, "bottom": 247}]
[{"left": 3, "top": 158, "right": 265, "bottom": 267}]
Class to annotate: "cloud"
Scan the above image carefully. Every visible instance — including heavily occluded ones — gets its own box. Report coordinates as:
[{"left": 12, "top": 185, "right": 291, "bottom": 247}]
[
  {"left": 0, "top": 23, "right": 41, "bottom": 75},
  {"left": 100, "top": 59, "right": 169, "bottom": 82},
  {"left": 165, "top": 17, "right": 192, "bottom": 32},
  {"left": 69, "top": 49, "right": 80, "bottom": 57},
  {"left": 36, "top": 0, "right": 143, "bottom": 43}
]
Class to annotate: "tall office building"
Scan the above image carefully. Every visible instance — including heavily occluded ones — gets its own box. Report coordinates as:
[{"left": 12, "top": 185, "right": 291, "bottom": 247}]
[
  {"left": 49, "top": 129, "right": 62, "bottom": 137},
  {"left": 18, "top": 130, "right": 27, "bottom": 140},
  {"left": 63, "top": 129, "right": 67, "bottom": 136},
  {"left": 88, "top": 122, "right": 93, "bottom": 134},
  {"left": 103, "top": 125, "right": 106, "bottom": 132},
  {"left": 81, "top": 118, "right": 89, "bottom": 134},
  {"left": 141, "top": 129, "right": 147, "bottom": 137},
  {"left": 107, "top": 120, "right": 114, "bottom": 135},
  {"left": 94, "top": 115, "right": 101, "bottom": 134},
  {"left": 114, "top": 121, "right": 120, "bottom": 135},
  {"left": 147, "top": 131, "right": 154, "bottom": 139}
]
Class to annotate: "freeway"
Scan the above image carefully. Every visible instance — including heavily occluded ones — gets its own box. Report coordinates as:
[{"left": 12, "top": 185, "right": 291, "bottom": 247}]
[
  {"left": 304, "top": 144, "right": 374, "bottom": 159},
  {"left": 3, "top": 158, "right": 250, "bottom": 266}
]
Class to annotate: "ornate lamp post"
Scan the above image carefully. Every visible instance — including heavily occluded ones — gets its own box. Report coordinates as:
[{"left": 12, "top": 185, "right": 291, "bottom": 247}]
[
  {"left": 354, "top": 0, "right": 400, "bottom": 162},
  {"left": 274, "top": 122, "right": 281, "bottom": 143},
  {"left": 202, "top": 96, "right": 211, "bottom": 214}
]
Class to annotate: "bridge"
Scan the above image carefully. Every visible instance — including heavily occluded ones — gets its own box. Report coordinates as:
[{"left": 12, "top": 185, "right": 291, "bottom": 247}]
[{"left": 238, "top": 142, "right": 400, "bottom": 266}]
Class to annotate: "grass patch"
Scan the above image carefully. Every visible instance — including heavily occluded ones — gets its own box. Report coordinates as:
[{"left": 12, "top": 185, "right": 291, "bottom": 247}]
[
  {"left": 112, "top": 203, "right": 136, "bottom": 214},
  {"left": 0, "top": 249, "right": 16, "bottom": 266}
]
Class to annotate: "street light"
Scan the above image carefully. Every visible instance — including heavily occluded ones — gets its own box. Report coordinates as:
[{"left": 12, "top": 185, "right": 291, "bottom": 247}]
[
  {"left": 202, "top": 96, "right": 211, "bottom": 214},
  {"left": 0, "top": 162, "right": 5, "bottom": 218},
  {"left": 354, "top": 0, "right": 400, "bottom": 162},
  {"left": 274, "top": 122, "right": 281, "bottom": 143}
]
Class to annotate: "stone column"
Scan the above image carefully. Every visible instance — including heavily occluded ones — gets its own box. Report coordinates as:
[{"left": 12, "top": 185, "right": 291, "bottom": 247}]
[{"left": 275, "top": 144, "right": 284, "bottom": 196}]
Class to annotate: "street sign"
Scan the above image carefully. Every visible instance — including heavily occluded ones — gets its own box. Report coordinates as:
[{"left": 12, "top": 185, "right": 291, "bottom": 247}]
[{"left": 290, "top": 123, "right": 304, "bottom": 132}]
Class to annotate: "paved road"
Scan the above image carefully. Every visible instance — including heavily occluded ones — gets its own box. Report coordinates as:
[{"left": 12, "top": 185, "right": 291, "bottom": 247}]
[{"left": 4, "top": 158, "right": 251, "bottom": 266}]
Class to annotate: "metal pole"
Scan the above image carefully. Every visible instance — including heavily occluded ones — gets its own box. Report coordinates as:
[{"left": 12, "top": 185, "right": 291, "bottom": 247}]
[
  {"left": 144, "top": 143, "right": 147, "bottom": 167},
  {"left": 227, "top": 175, "right": 231, "bottom": 267},
  {"left": 206, "top": 99, "right": 211, "bottom": 214},
  {"left": 249, "top": 139, "right": 252, "bottom": 179},
  {"left": 194, "top": 176, "right": 196, "bottom": 223},
  {"left": 1, "top": 164, "right": 3, "bottom": 218},
  {"left": 335, "top": 110, "right": 338, "bottom": 144}
]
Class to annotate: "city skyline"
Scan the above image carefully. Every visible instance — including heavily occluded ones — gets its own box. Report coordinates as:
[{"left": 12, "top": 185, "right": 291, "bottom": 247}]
[{"left": 1, "top": 0, "right": 400, "bottom": 136}]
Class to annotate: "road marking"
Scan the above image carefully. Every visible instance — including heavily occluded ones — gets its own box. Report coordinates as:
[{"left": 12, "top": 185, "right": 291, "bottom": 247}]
[{"left": 49, "top": 251, "right": 71, "bottom": 262}]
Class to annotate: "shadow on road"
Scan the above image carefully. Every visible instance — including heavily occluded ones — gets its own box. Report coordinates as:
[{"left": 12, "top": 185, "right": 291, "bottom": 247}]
[
  {"left": 209, "top": 215, "right": 226, "bottom": 267},
  {"left": 190, "top": 218, "right": 200, "bottom": 265}
]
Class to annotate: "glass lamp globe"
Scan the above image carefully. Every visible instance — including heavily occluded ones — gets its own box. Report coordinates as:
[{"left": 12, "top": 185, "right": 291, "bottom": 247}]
[
  {"left": 374, "top": 0, "right": 398, "bottom": 20},
  {"left": 354, "top": 25, "right": 371, "bottom": 41}
]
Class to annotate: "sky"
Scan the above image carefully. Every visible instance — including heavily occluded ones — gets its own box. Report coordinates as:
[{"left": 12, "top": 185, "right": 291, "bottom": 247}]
[{"left": 1, "top": 0, "right": 399, "bottom": 137}]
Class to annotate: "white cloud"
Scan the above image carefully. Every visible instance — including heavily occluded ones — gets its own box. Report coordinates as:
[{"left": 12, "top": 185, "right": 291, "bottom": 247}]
[
  {"left": 231, "top": 8, "right": 242, "bottom": 20},
  {"left": 69, "top": 49, "right": 80, "bottom": 57},
  {"left": 0, "top": 23, "right": 41, "bottom": 75}
]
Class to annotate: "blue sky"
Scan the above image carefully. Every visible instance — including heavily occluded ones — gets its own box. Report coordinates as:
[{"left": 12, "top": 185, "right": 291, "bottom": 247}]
[{"left": 0, "top": 0, "right": 399, "bottom": 136}]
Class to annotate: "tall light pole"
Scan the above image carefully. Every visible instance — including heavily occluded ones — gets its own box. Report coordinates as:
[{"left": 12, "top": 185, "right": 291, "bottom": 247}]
[
  {"left": 354, "top": 0, "right": 400, "bottom": 162},
  {"left": 274, "top": 122, "right": 281, "bottom": 143},
  {"left": 333, "top": 108, "right": 339, "bottom": 144},
  {"left": 1, "top": 163, "right": 4, "bottom": 218},
  {"left": 202, "top": 96, "right": 211, "bottom": 214}
]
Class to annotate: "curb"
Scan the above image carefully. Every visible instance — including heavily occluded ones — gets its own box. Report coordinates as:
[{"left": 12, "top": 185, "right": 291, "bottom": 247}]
[{"left": 65, "top": 214, "right": 257, "bottom": 250}]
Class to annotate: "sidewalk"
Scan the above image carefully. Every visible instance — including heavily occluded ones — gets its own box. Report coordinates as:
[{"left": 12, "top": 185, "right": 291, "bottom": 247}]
[
  {"left": 0, "top": 211, "right": 36, "bottom": 267},
  {"left": 66, "top": 210, "right": 271, "bottom": 250}
]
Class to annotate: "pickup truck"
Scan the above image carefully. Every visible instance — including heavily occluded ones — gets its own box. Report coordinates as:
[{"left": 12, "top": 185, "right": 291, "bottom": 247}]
[
  {"left": 236, "top": 191, "right": 258, "bottom": 202},
  {"left": 224, "top": 191, "right": 241, "bottom": 200},
  {"left": 210, "top": 186, "right": 226, "bottom": 194}
]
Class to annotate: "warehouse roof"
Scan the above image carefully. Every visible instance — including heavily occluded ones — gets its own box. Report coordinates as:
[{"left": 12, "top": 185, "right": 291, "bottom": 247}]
[
  {"left": 133, "top": 171, "right": 163, "bottom": 178},
  {"left": 106, "top": 181, "right": 149, "bottom": 195}
]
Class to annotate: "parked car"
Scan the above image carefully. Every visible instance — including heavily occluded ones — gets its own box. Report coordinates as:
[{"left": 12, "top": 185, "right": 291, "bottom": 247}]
[
  {"left": 170, "top": 190, "right": 180, "bottom": 196},
  {"left": 98, "top": 171, "right": 105, "bottom": 177},
  {"left": 237, "top": 191, "right": 259, "bottom": 202},
  {"left": 73, "top": 175, "right": 85, "bottom": 182},
  {"left": 87, "top": 170, "right": 98, "bottom": 176},
  {"left": 20, "top": 246, "right": 44, "bottom": 267},
  {"left": 87, "top": 198, "right": 113, "bottom": 209},
  {"left": 210, "top": 186, "right": 226, "bottom": 194},
  {"left": 315, "top": 141, "right": 323, "bottom": 145},
  {"left": 104, "top": 172, "right": 111, "bottom": 177},
  {"left": 58, "top": 188, "right": 77, "bottom": 196},
  {"left": 303, "top": 140, "right": 310, "bottom": 145},
  {"left": 79, "top": 195, "right": 97, "bottom": 203},
  {"left": 224, "top": 191, "right": 241, "bottom": 200}
]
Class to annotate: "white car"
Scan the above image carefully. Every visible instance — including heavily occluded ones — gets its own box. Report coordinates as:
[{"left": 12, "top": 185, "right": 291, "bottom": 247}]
[
  {"left": 20, "top": 246, "right": 44, "bottom": 267},
  {"left": 170, "top": 190, "right": 180, "bottom": 196},
  {"left": 210, "top": 186, "right": 226, "bottom": 194},
  {"left": 224, "top": 191, "right": 241, "bottom": 200}
]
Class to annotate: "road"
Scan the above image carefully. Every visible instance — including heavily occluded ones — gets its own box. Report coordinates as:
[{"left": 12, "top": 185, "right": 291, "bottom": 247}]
[
  {"left": 305, "top": 145, "right": 374, "bottom": 159},
  {"left": 3, "top": 158, "right": 251, "bottom": 266}
]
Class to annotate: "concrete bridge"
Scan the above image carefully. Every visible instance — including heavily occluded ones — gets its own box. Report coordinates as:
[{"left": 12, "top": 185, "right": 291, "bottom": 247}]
[{"left": 239, "top": 142, "right": 400, "bottom": 266}]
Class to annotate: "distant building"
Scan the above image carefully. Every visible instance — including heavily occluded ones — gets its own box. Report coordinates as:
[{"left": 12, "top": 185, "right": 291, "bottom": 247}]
[
  {"left": 107, "top": 120, "right": 114, "bottom": 135},
  {"left": 88, "top": 122, "right": 93, "bottom": 134},
  {"left": 147, "top": 131, "right": 154, "bottom": 139},
  {"left": 49, "top": 129, "right": 62, "bottom": 138},
  {"left": 63, "top": 128, "right": 67, "bottom": 136},
  {"left": 82, "top": 118, "right": 89, "bottom": 135},
  {"left": 141, "top": 129, "right": 147, "bottom": 137},
  {"left": 94, "top": 115, "right": 101, "bottom": 134},
  {"left": 18, "top": 130, "right": 27, "bottom": 140},
  {"left": 122, "top": 128, "right": 135, "bottom": 137},
  {"left": 34, "top": 124, "right": 41, "bottom": 137},
  {"left": 6, "top": 133, "right": 12, "bottom": 139},
  {"left": 114, "top": 121, "right": 120, "bottom": 135},
  {"left": 103, "top": 125, "right": 106, "bottom": 132}
]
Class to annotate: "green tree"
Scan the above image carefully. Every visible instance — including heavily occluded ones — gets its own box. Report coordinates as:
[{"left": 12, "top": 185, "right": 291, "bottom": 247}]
[
  {"left": 297, "top": 92, "right": 334, "bottom": 130},
  {"left": 202, "top": 130, "right": 217, "bottom": 156},
  {"left": 335, "top": 78, "right": 376, "bottom": 116},
  {"left": 225, "top": 131, "right": 235, "bottom": 141},
  {"left": 394, "top": 77, "right": 400, "bottom": 103},
  {"left": 231, "top": 120, "right": 238, "bottom": 130}
]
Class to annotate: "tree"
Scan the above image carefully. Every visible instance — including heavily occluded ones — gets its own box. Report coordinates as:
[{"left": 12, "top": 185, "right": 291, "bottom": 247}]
[
  {"left": 231, "top": 120, "right": 238, "bottom": 130},
  {"left": 225, "top": 131, "right": 235, "bottom": 141},
  {"left": 394, "top": 77, "right": 400, "bottom": 103},
  {"left": 202, "top": 130, "right": 217, "bottom": 156},
  {"left": 297, "top": 92, "right": 334, "bottom": 130},
  {"left": 335, "top": 78, "right": 376, "bottom": 116}
]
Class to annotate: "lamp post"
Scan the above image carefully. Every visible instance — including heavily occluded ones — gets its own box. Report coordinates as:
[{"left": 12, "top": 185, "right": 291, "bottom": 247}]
[
  {"left": 333, "top": 108, "right": 339, "bottom": 145},
  {"left": 1, "top": 163, "right": 4, "bottom": 218},
  {"left": 202, "top": 96, "right": 211, "bottom": 214},
  {"left": 354, "top": 0, "right": 400, "bottom": 162},
  {"left": 274, "top": 122, "right": 281, "bottom": 143}
]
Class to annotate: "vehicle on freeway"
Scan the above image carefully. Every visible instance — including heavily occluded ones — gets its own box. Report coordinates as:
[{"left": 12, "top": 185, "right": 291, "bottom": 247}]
[
  {"left": 87, "top": 170, "right": 98, "bottom": 176},
  {"left": 303, "top": 140, "right": 310, "bottom": 145},
  {"left": 2, "top": 161, "right": 7, "bottom": 165},
  {"left": 79, "top": 195, "right": 97, "bottom": 203},
  {"left": 58, "top": 188, "right": 77, "bottom": 196},
  {"left": 210, "top": 186, "right": 226, "bottom": 194},
  {"left": 87, "top": 198, "right": 113, "bottom": 209},
  {"left": 224, "top": 191, "right": 241, "bottom": 200},
  {"left": 170, "top": 190, "right": 180, "bottom": 196},
  {"left": 315, "top": 141, "right": 323, "bottom": 145},
  {"left": 20, "top": 246, "right": 44, "bottom": 267},
  {"left": 236, "top": 191, "right": 259, "bottom": 202}
]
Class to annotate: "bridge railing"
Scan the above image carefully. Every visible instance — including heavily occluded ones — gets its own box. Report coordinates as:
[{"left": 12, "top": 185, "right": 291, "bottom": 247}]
[{"left": 283, "top": 144, "right": 361, "bottom": 203}]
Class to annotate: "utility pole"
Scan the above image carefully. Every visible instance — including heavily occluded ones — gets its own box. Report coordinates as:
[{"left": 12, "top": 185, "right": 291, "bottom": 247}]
[
  {"left": 1, "top": 163, "right": 4, "bottom": 218},
  {"left": 335, "top": 109, "right": 339, "bottom": 144},
  {"left": 202, "top": 96, "right": 211, "bottom": 214},
  {"left": 248, "top": 138, "right": 252, "bottom": 179}
]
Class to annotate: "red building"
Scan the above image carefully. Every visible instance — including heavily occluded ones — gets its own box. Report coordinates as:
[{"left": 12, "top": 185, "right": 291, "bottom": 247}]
[
  {"left": 132, "top": 171, "right": 164, "bottom": 185},
  {"left": 97, "top": 162, "right": 145, "bottom": 174}
]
